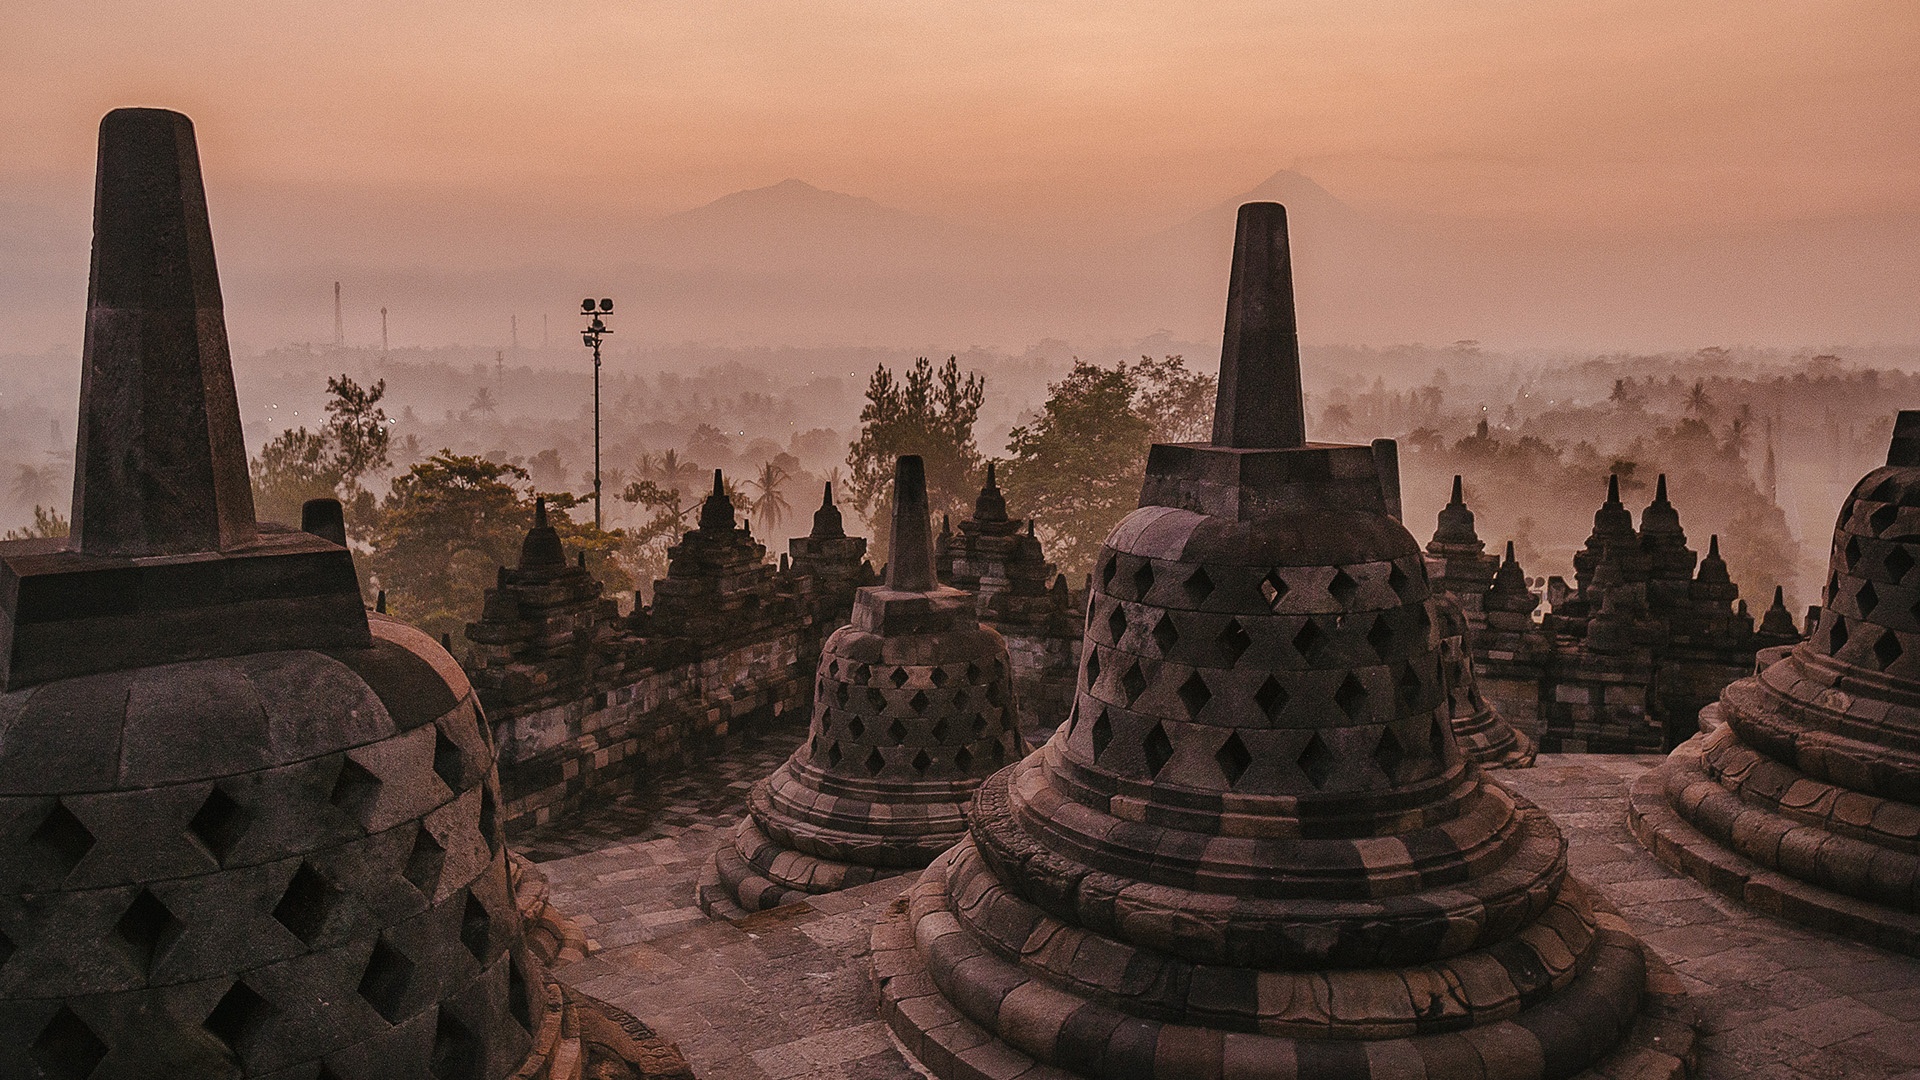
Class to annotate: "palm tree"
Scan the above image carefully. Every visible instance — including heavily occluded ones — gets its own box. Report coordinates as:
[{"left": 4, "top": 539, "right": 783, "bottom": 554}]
[
  {"left": 1684, "top": 380, "right": 1712, "bottom": 419},
  {"left": 653, "top": 449, "right": 702, "bottom": 499},
  {"left": 748, "top": 460, "right": 791, "bottom": 532}
]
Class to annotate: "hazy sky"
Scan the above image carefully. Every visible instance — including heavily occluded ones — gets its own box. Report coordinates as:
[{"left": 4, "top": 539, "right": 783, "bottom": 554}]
[
  {"left": 6, "top": 2, "right": 1914, "bottom": 231},
  {"left": 1, "top": 2, "right": 1916, "bottom": 350}
]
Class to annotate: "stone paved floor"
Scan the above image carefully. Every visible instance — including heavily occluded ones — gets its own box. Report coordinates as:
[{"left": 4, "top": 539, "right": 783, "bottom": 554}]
[{"left": 522, "top": 727, "right": 1920, "bottom": 1080}]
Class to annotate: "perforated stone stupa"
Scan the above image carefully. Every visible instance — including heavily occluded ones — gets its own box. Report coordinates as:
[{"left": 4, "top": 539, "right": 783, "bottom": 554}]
[
  {"left": 701, "top": 455, "right": 1027, "bottom": 916},
  {"left": 0, "top": 108, "right": 673, "bottom": 1080},
  {"left": 1631, "top": 411, "right": 1920, "bottom": 955},
  {"left": 1424, "top": 477, "right": 1537, "bottom": 769},
  {"left": 875, "top": 203, "right": 1676, "bottom": 1080}
]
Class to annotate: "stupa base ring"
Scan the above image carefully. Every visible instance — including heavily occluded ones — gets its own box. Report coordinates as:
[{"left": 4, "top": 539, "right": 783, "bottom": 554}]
[
  {"left": 1629, "top": 737, "right": 1920, "bottom": 957},
  {"left": 699, "top": 815, "right": 926, "bottom": 918},
  {"left": 875, "top": 848, "right": 1693, "bottom": 1080}
]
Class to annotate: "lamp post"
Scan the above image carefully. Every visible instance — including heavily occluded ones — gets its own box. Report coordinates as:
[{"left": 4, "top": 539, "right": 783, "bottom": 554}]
[{"left": 580, "top": 298, "right": 612, "bottom": 529}]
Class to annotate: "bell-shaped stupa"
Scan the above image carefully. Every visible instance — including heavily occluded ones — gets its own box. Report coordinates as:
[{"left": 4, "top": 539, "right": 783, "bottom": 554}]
[
  {"left": 1632, "top": 411, "right": 1920, "bottom": 954},
  {"left": 875, "top": 203, "right": 1671, "bottom": 1080},
  {"left": 700, "top": 456, "right": 1026, "bottom": 917},
  {"left": 0, "top": 109, "right": 668, "bottom": 1080},
  {"left": 1432, "top": 592, "right": 1538, "bottom": 769}
]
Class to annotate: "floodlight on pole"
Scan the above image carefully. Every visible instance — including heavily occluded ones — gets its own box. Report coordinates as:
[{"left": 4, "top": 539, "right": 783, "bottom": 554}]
[{"left": 580, "top": 299, "right": 613, "bottom": 529}]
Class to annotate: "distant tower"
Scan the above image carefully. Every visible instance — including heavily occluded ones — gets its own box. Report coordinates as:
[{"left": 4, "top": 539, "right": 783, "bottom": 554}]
[
  {"left": 332, "top": 280, "right": 343, "bottom": 346},
  {"left": 1763, "top": 415, "right": 1778, "bottom": 502},
  {"left": 511, "top": 313, "right": 519, "bottom": 350},
  {"left": 496, "top": 349, "right": 505, "bottom": 384},
  {"left": 379, "top": 305, "right": 388, "bottom": 354}
]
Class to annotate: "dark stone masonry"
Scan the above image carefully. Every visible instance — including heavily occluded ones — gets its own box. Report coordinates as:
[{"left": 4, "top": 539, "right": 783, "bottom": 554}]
[{"left": 10, "top": 109, "right": 1920, "bottom": 1080}]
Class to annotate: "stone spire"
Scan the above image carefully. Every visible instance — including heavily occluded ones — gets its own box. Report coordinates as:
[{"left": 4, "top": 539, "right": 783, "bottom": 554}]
[
  {"left": 971, "top": 461, "right": 1008, "bottom": 523},
  {"left": 879, "top": 204, "right": 1657, "bottom": 1079},
  {"left": 1487, "top": 540, "right": 1540, "bottom": 615},
  {"left": 72, "top": 108, "right": 256, "bottom": 557},
  {"left": 697, "top": 468, "right": 736, "bottom": 532},
  {"left": 1576, "top": 472, "right": 1645, "bottom": 595},
  {"left": 1758, "top": 584, "right": 1800, "bottom": 640},
  {"left": 1210, "top": 201, "right": 1306, "bottom": 449},
  {"left": 810, "top": 480, "right": 845, "bottom": 539},
  {"left": 1434, "top": 473, "right": 1479, "bottom": 545},
  {"left": 1695, "top": 533, "right": 1730, "bottom": 585},
  {"left": 886, "top": 455, "right": 936, "bottom": 591},
  {"left": 1640, "top": 474, "right": 1684, "bottom": 540},
  {"left": 518, "top": 495, "right": 565, "bottom": 569}
]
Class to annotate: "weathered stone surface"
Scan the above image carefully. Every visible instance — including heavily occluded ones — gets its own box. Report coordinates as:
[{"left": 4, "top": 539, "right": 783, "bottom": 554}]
[
  {"left": 877, "top": 203, "right": 1653, "bottom": 1079},
  {"left": 1635, "top": 415, "right": 1920, "bottom": 954}
]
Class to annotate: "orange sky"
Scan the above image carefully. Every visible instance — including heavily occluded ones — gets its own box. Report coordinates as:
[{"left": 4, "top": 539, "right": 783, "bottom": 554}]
[{"left": 4, "top": 1, "right": 1914, "bottom": 236}]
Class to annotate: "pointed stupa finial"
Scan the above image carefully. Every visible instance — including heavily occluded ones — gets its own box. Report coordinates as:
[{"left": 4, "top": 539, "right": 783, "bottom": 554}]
[
  {"left": 1655, "top": 474, "right": 1669, "bottom": 504},
  {"left": 1211, "top": 202, "right": 1305, "bottom": 449},
  {"left": 1708, "top": 534, "right": 1720, "bottom": 557},
  {"left": 71, "top": 108, "right": 256, "bottom": 556},
  {"left": 1760, "top": 583, "right": 1799, "bottom": 637},
  {"left": 301, "top": 498, "right": 347, "bottom": 548},
  {"left": 887, "top": 455, "right": 936, "bottom": 591},
  {"left": 699, "top": 469, "right": 736, "bottom": 532},
  {"left": 518, "top": 495, "right": 565, "bottom": 569},
  {"left": 810, "top": 480, "right": 846, "bottom": 538},
  {"left": 1433, "top": 474, "right": 1479, "bottom": 546},
  {"left": 1451, "top": 474, "right": 1465, "bottom": 505},
  {"left": 1607, "top": 473, "right": 1621, "bottom": 504},
  {"left": 1506, "top": 540, "right": 1516, "bottom": 561},
  {"left": 973, "top": 461, "right": 1009, "bottom": 522}
]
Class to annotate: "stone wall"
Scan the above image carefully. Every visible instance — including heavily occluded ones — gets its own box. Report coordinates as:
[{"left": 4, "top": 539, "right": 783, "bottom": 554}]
[
  {"left": 491, "top": 628, "right": 815, "bottom": 834},
  {"left": 995, "top": 624, "right": 1081, "bottom": 741}
]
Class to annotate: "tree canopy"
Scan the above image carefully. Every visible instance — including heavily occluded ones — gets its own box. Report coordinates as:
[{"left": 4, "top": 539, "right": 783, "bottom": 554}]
[{"left": 845, "top": 355, "right": 985, "bottom": 564}]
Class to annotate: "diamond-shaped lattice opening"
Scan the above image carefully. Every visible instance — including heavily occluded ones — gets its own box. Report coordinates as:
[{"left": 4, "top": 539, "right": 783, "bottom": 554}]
[
  {"left": 29, "top": 800, "right": 95, "bottom": 878},
  {"left": 966, "top": 662, "right": 982, "bottom": 682},
  {"left": 1132, "top": 560, "right": 1156, "bottom": 599},
  {"left": 931, "top": 717, "right": 951, "bottom": 742},
  {"left": 828, "top": 660, "right": 840, "bottom": 677},
  {"left": 1152, "top": 613, "right": 1179, "bottom": 654},
  {"left": 890, "top": 666, "right": 910, "bottom": 688},
  {"left": 508, "top": 958, "right": 534, "bottom": 1032},
  {"left": 1374, "top": 726, "right": 1409, "bottom": 782},
  {"left": 1108, "top": 604, "right": 1129, "bottom": 645},
  {"left": 204, "top": 980, "right": 275, "bottom": 1060},
  {"left": 329, "top": 757, "right": 383, "bottom": 822},
  {"left": 1100, "top": 554, "right": 1120, "bottom": 590},
  {"left": 1333, "top": 675, "right": 1369, "bottom": 719},
  {"left": 1872, "top": 503, "right": 1899, "bottom": 535},
  {"left": 908, "top": 691, "right": 929, "bottom": 716},
  {"left": 273, "top": 862, "right": 340, "bottom": 946},
  {"left": 853, "top": 663, "right": 872, "bottom": 685},
  {"left": 954, "top": 745, "right": 974, "bottom": 771},
  {"left": 1084, "top": 651, "right": 1101, "bottom": 688},
  {"left": 1291, "top": 620, "right": 1327, "bottom": 662},
  {"left": 1091, "top": 709, "right": 1112, "bottom": 760},
  {"left": 865, "top": 747, "right": 886, "bottom": 776},
  {"left": 1387, "top": 562, "right": 1414, "bottom": 602},
  {"left": 1328, "top": 569, "right": 1359, "bottom": 607},
  {"left": 970, "top": 714, "right": 988, "bottom": 738},
  {"left": 1830, "top": 614, "right": 1850, "bottom": 654},
  {"left": 1255, "top": 676, "right": 1289, "bottom": 720},
  {"left": 404, "top": 825, "right": 447, "bottom": 897},
  {"left": 930, "top": 666, "right": 949, "bottom": 687},
  {"left": 1183, "top": 566, "right": 1215, "bottom": 604},
  {"left": 115, "top": 887, "right": 183, "bottom": 975},
  {"left": 1846, "top": 536, "right": 1863, "bottom": 569},
  {"left": 429, "top": 1009, "right": 481, "bottom": 1080},
  {"left": 460, "top": 891, "right": 491, "bottom": 962},
  {"left": 954, "top": 687, "right": 972, "bottom": 709},
  {"left": 1178, "top": 672, "right": 1212, "bottom": 719},
  {"left": 1216, "top": 732, "right": 1252, "bottom": 787},
  {"left": 479, "top": 785, "right": 499, "bottom": 855},
  {"left": 888, "top": 718, "right": 908, "bottom": 742},
  {"left": 1120, "top": 662, "right": 1147, "bottom": 705},
  {"left": 358, "top": 939, "right": 415, "bottom": 1024},
  {"left": 834, "top": 683, "right": 851, "bottom": 707},
  {"left": 433, "top": 726, "right": 465, "bottom": 793},
  {"left": 1397, "top": 663, "right": 1425, "bottom": 708},
  {"left": 187, "top": 786, "right": 250, "bottom": 866},
  {"left": 32, "top": 1006, "right": 105, "bottom": 1080},
  {"left": 1875, "top": 629, "right": 1904, "bottom": 670},
  {"left": 1297, "top": 732, "right": 1336, "bottom": 789},
  {"left": 1367, "top": 616, "right": 1396, "bottom": 659},
  {"left": 826, "top": 742, "right": 843, "bottom": 767},
  {"left": 1142, "top": 723, "right": 1173, "bottom": 776},
  {"left": 1261, "top": 571, "right": 1290, "bottom": 611},
  {"left": 1216, "top": 619, "right": 1251, "bottom": 665},
  {"left": 0, "top": 925, "right": 14, "bottom": 971},
  {"left": 992, "top": 738, "right": 1008, "bottom": 763},
  {"left": 912, "top": 749, "right": 933, "bottom": 775},
  {"left": 1890, "top": 545, "right": 1918, "bottom": 583},
  {"left": 1858, "top": 580, "right": 1881, "bottom": 618},
  {"left": 866, "top": 687, "right": 887, "bottom": 710},
  {"left": 847, "top": 716, "right": 866, "bottom": 740}
]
